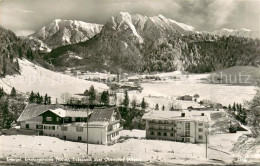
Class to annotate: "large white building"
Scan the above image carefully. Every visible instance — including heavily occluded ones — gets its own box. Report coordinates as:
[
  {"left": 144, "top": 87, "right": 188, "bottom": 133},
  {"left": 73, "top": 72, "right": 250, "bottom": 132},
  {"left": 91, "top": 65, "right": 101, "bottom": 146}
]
[
  {"left": 17, "top": 104, "right": 123, "bottom": 145},
  {"left": 142, "top": 111, "right": 211, "bottom": 143}
]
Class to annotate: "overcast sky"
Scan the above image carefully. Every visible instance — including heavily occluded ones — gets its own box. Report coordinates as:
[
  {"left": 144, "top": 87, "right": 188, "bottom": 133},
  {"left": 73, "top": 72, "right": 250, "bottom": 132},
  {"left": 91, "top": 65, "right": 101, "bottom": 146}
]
[{"left": 0, "top": 0, "right": 259, "bottom": 36}]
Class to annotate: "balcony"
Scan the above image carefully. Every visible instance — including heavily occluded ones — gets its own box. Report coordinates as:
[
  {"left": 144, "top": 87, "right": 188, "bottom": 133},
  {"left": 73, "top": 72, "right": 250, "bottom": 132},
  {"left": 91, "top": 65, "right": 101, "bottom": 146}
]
[
  {"left": 109, "top": 120, "right": 121, "bottom": 125},
  {"left": 148, "top": 128, "right": 176, "bottom": 132},
  {"left": 107, "top": 127, "right": 123, "bottom": 135},
  {"left": 148, "top": 123, "right": 176, "bottom": 128}
]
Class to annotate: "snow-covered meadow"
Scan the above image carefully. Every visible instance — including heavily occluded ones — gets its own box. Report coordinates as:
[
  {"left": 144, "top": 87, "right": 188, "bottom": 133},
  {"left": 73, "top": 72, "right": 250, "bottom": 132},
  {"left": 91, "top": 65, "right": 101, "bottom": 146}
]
[
  {"left": 0, "top": 59, "right": 108, "bottom": 103},
  {"left": 0, "top": 130, "right": 258, "bottom": 165},
  {"left": 140, "top": 73, "right": 257, "bottom": 107}
]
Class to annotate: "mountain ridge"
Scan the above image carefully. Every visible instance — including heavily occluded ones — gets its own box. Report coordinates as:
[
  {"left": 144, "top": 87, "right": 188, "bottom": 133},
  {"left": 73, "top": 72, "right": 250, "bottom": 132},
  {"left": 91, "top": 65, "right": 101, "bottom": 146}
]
[
  {"left": 24, "top": 19, "right": 103, "bottom": 52},
  {"left": 43, "top": 12, "right": 260, "bottom": 73}
]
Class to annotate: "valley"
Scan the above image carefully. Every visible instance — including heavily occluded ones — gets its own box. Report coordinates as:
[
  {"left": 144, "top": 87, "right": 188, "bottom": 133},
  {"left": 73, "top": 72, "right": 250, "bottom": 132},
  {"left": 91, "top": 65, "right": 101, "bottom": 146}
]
[{"left": 0, "top": 8, "right": 259, "bottom": 166}]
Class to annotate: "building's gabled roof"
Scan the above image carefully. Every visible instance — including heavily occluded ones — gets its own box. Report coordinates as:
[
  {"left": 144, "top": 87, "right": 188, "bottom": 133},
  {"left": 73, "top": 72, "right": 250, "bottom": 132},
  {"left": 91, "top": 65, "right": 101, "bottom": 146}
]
[
  {"left": 88, "top": 107, "right": 115, "bottom": 123},
  {"left": 18, "top": 104, "right": 92, "bottom": 122},
  {"left": 142, "top": 111, "right": 211, "bottom": 122},
  {"left": 46, "top": 108, "right": 91, "bottom": 118},
  {"left": 17, "top": 104, "right": 63, "bottom": 122}
]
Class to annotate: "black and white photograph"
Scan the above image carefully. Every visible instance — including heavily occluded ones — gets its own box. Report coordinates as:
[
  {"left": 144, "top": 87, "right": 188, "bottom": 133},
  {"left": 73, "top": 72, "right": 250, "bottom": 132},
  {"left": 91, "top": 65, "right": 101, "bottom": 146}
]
[{"left": 0, "top": 0, "right": 259, "bottom": 165}]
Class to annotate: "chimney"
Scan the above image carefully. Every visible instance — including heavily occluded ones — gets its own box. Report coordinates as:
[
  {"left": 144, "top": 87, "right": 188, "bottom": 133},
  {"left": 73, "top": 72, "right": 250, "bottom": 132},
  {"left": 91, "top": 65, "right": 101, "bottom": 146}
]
[
  {"left": 181, "top": 113, "right": 185, "bottom": 117},
  {"left": 201, "top": 113, "right": 204, "bottom": 116}
]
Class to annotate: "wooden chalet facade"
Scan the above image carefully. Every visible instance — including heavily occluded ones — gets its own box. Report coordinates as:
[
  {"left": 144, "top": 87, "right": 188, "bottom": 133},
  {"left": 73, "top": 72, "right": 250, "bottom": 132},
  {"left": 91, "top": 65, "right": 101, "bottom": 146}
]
[{"left": 17, "top": 104, "right": 123, "bottom": 145}]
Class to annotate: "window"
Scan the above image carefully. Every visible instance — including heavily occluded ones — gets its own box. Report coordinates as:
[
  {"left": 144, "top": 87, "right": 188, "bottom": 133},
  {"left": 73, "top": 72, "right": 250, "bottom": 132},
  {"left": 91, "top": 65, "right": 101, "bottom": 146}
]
[
  {"left": 78, "top": 136, "right": 82, "bottom": 141},
  {"left": 185, "top": 131, "right": 190, "bottom": 137},
  {"left": 76, "top": 127, "right": 83, "bottom": 132},
  {"left": 46, "top": 117, "right": 52, "bottom": 122},
  {"left": 185, "top": 122, "right": 190, "bottom": 130},
  {"left": 56, "top": 117, "right": 59, "bottom": 122},
  {"left": 170, "top": 133, "right": 174, "bottom": 137},
  {"left": 36, "top": 125, "right": 43, "bottom": 129},
  {"left": 72, "top": 117, "right": 76, "bottom": 122},
  {"left": 158, "top": 132, "right": 161, "bottom": 136},
  {"left": 150, "top": 131, "right": 154, "bottom": 135},
  {"left": 198, "top": 122, "right": 203, "bottom": 126},
  {"left": 65, "top": 117, "right": 70, "bottom": 122},
  {"left": 163, "top": 132, "right": 167, "bottom": 136},
  {"left": 198, "top": 135, "right": 203, "bottom": 140},
  {"left": 185, "top": 138, "right": 190, "bottom": 142},
  {"left": 52, "top": 126, "right": 55, "bottom": 130},
  {"left": 61, "top": 126, "right": 68, "bottom": 131},
  {"left": 26, "top": 124, "right": 29, "bottom": 129},
  {"left": 199, "top": 128, "right": 203, "bottom": 132}
]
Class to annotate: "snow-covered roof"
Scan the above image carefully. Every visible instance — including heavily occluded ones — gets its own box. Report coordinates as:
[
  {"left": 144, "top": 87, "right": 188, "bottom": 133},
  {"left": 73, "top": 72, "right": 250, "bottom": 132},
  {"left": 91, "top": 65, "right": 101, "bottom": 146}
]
[
  {"left": 17, "top": 104, "right": 63, "bottom": 122},
  {"left": 43, "top": 108, "right": 91, "bottom": 118},
  {"left": 17, "top": 104, "right": 91, "bottom": 122},
  {"left": 64, "top": 122, "right": 108, "bottom": 128},
  {"left": 142, "top": 111, "right": 210, "bottom": 122}
]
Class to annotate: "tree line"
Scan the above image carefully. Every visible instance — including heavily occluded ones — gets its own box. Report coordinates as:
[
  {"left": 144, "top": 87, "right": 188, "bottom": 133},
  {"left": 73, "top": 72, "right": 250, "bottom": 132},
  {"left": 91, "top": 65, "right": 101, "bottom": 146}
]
[{"left": 29, "top": 91, "right": 51, "bottom": 105}]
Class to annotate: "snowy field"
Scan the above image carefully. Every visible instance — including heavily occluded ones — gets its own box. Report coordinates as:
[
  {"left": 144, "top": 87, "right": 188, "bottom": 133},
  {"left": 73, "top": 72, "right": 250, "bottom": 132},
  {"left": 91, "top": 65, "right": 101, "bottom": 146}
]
[
  {"left": 0, "top": 59, "right": 108, "bottom": 103},
  {"left": 0, "top": 130, "right": 258, "bottom": 165},
  {"left": 140, "top": 73, "right": 257, "bottom": 106}
]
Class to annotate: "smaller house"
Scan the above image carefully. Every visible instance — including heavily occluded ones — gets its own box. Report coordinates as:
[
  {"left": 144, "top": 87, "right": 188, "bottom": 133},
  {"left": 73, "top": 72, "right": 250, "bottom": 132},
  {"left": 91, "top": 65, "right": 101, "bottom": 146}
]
[
  {"left": 177, "top": 95, "right": 193, "bottom": 101},
  {"left": 128, "top": 76, "right": 140, "bottom": 83}
]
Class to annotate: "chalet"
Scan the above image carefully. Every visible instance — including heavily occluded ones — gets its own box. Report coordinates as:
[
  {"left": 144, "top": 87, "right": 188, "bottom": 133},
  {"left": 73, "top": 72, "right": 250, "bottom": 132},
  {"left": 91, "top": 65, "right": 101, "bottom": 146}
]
[
  {"left": 142, "top": 111, "right": 211, "bottom": 143},
  {"left": 128, "top": 76, "right": 140, "bottom": 83},
  {"left": 17, "top": 104, "right": 63, "bottom": 132},
  {"left": 177, "top": 95, "right": 193, "bottom": 101},
  {"left": 17, "top": 105, "right": 123, "bottom": 145}
]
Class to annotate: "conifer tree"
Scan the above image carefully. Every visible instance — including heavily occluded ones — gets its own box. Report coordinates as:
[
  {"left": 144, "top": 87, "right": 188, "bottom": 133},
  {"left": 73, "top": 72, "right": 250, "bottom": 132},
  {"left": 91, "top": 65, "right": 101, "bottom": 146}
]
[
  {"left": 122, "top": 90, "right": 129, "bottom": 107},
  {"left": 10, "top": 87, "right": 16, "bottom": 97},
  {"left": 141, "top": 97, "right": 147, "bottom": 109},
  {"left": 155, "top": 103, "right": 159, "bottom": 110}
]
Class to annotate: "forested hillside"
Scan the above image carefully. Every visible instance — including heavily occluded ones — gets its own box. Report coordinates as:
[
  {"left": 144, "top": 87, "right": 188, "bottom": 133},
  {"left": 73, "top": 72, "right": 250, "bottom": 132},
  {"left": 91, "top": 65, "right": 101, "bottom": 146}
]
[
  {"left": 0, "top": 26, "right": 52, "bottom": 77},
  {"left": 45, "top": 33, "right": 260, "bottom": 73},
  {"left": 144, "top": 34, "right": 260, "bottom": 73}
]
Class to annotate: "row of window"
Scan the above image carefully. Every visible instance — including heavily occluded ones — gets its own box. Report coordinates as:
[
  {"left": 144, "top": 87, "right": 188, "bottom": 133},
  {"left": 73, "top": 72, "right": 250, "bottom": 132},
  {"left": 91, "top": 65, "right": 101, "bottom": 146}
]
[
  {"left": 42, "top": 125, "right": 84, "bottom": 132},
  {"left": 149, "top": 126, "right": 176, "bottom": 130},
  {"left": 149, "top": 120, "right": 176, "bottom": 124},
  {"left": 107, "top": 131, "right": 119, "bottom": 140},
  {"left": 44, "top": 126, "right": 55, "bottom": 130},
  {"left": 150, "top": 131, "right": 175, "bottom": 137},
  {"left": 150, "top": 131, "right": 204, "bottom": 140},
  {"left": 45, "top": 117, "right": 84, "bottom": 122}
]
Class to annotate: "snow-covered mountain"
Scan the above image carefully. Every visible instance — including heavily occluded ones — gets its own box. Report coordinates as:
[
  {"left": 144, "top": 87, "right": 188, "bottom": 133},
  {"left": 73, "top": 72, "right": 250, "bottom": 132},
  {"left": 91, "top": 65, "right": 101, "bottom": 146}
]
[
  {"left": 101, "top": 12, "right": 194, "bottom": 45},
  {"left": 45, "top": 12, "right": 260, "bottom": 73},
  {"left": 211, "top": 28, "right": 259, "bottom": 39},
  {"left": 25, "top": 19, "right": 103, "bottom": 52}
]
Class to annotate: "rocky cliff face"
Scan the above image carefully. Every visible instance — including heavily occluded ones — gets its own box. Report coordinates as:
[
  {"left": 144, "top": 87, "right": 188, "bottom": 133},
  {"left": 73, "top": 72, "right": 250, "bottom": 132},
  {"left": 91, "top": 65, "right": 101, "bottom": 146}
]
[{"left": 25, "top": 19, "right": 103, "bottom": 52}]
